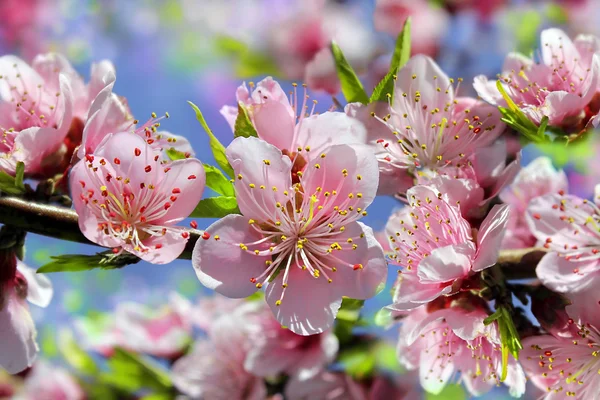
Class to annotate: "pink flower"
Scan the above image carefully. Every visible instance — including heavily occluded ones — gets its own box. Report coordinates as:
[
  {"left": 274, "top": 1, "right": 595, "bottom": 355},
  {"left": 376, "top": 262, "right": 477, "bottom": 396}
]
[
  {"left": 0, "top": 55, "right": 73, "bottom": 176},
  {"left": 416, "top": 139, "right": 521, "bottom": 220},
  {"left": 474, "top": 28, "right": 600, "bottom": 128},
  {"left": 243, "top": 301, "right": 339, "bottom": 380},
  {"left": 220, "top": 77, "right": 366, "bottom": 165},
  {"left": 386, "top": 185, "right": 509, "bottom": 311},
  {"left": 373, "top": 0, "right": 449, "bottom": 56},
  {"left": 500, "top": 157, "right": 568, "bottom": 249},
  {"left": 69, "top": 132, "right": 205, "bottom": 264},
  {"left": 0, "top": 257, "right": 53, "bottom": 374},
  {"left": 193, "top": 137, "right": 387, "bottom": 335},
  {"left": 171, "top": 306, "right": 266, "bottom": 400},
  {"left": 347, "top": 55, "right": 504, "bottom": 196},
  {"left": 285, "top": 371, "right": 367, "bottom": 400},
  {"left": 526, "top": 185, "right": 600, "bottom": 293},
  {"left": 189, "top": 294, "right": 246, "bottom": 332},
  {"left": 19, "top": 360, "right": 84, "bottom": 400},
  {"left": 397, "top": 305, "right": 526, "bottom": 396},
  {"left": 521, "top": 290, "right": 600, "bottom": 399}
]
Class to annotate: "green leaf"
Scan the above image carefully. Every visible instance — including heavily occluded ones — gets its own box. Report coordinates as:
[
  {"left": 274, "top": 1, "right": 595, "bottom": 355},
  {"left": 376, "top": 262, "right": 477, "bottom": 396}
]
[
  {"left": 14, "top": 161, "right": 25, "bottom": 190},
  {"left": 336, "top": 298, "right": 365, "bottom": 322},
  {"left": 37, "top": 252, "right": 140, "bottom": 274},
  {"left": 331, "top": 41, "right": 369, "bottom": 104},
  {"left": 101, "top": 348, "right": 172, "bottom": 394},
  {"left": 0, "top": 169, "right": 26, "bottom": 195},
  {"left": 338, "top": 343, "right": 376, "bottom": 379},
  {"left": 374, "top": 342, "right": 404, "bottom": 373},
  {"left": 234, "top": 102, "right": 258, "bottom": 138},
  {"left": 483, "top": 306, "right": 523, "bottom": 381},
  {"left": 165, "top": 148, "right": 187, "bottom": 161},
  {"left": 370, "top": 17, "right": 411, "bottom": 103},
  {"left": 214, "top": 35, "right": 281, "bottom": 78},
  {"left": 203, "top": 164, "right": 235, "bottom": 196},
  {"left": 191, "top": 196, "right": 240, "bottom": 218},
  {"left": 188, "top": 101, "right": 234, "bottom": 177},
  {"left": 58, "top": 330, "right": 98, "bottom": 375},
  {"left": 425, "top": 384, "right": 466, "bottom": 400}
]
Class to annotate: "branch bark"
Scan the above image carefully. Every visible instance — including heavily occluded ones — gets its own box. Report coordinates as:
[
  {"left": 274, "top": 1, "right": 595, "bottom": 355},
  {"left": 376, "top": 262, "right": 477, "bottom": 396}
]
[
  {"left": 496, "top": 247, "right": 548, "bottom": 280},
  {"left": 0, "top": 196, "right": 198, "bottom": 260}
]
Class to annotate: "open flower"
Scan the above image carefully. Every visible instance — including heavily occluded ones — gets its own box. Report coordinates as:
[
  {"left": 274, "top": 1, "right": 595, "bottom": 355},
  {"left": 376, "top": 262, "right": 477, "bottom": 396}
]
[
  {"left": 500, "top": 157, "right": 568, "bottom": 249},
  {"left": 220, "top": 77, "right": 366, "bottom": 165},
  {"left": 397, "top": 305, "right": 526, "bottom": 397},
  {"left": 526, "top": 185, "right": 600, "bottom": 293},
  {"left": 0, "top": 55, "right": 73, "bottom": 176},
  {"left": 474, "top": 28, "right": 600, "bottom": 129},
  {"left": 386, "top": 185, "right": 509, "bottom": 311},
  {"left": 347, "top": 55, "right": 504, "bottom": 196},
  {"left": 0, "top": 258, "right": 53, "bottom": 374},
  {"left": 69, "top": 132, "right": 205, "bottom": 264},
  {"left": 521, "top": 290, "right": 600, "bottom": 399},
  {"left": 193, "top": 137, "right": 387, "bottom": 335}
]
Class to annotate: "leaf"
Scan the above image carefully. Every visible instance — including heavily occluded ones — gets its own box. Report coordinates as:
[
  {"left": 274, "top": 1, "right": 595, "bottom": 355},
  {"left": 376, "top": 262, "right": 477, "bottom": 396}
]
[
  {"left": 425, "top": 384, "right": 467, "bottom": 400},
  {"left": 234, "top": 102, "right": 258, "bottom": 138},
  {"left": 373, "top": 342, "right": 404, "bottom": 373},
  {"left": 101, "top": 348, "right": 173, "bottom": 394},
  {"left": 203, "top": 164, "right": 235, "bottom": 196},
  {"left": 188, "top": 101, "right": 234, "bottom": 177},
  {"left": 58, "top": 329, "right": 98, "bottom": 375},
  {"left": 331, "top": 41, "right": 369, "bottom": 104},
  {"left": 190, "top": 196, "right": 240, "bottom": 218},
  {"left": 0, "top": 169, "right": 26, "bottom": 195},
  {"left": 214, "top": 35, "right": 281, "bottom": 78},
  {"left": 165, "top": 148, "right": 187, "bottom": 161},
  {"left": 370, "top": 17, "right": 411, "bottom": 103},
  {"left": 338, "top": 343, "right": 376, "bottom": 379},
  {"left": 14, "top": 161, "right": 25, "bottom": 190},
  {"left": 483, "top": 306, "right": 523, "bottom": 381},
  {"left": 336, "top": 298, "right": 365, "bottom": 322},
  {"left": 37, "top": 252, "right": 140, "bottom": 274}
]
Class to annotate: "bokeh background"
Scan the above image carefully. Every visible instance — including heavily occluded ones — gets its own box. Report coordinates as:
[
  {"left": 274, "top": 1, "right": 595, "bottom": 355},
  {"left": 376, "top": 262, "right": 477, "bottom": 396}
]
[{"left": 3, "top": 0, "right": 600, "bottom": 398}]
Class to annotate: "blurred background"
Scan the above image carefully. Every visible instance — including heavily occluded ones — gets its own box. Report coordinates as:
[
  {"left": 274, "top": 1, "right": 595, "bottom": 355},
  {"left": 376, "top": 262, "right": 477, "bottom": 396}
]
[{"left": 2, "top": 0, "right": 599, "bottom": 398}]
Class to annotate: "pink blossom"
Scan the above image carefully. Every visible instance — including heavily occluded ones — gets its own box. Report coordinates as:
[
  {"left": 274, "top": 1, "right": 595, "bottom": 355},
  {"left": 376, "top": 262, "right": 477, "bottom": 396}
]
[
  {"left": 0, "top": 55, "right": 73, "bottom": 176},
  {"left": 193, "top": 137, "right": 387, "bottom": 335},
  {"left": 171, "top": 305, "right": 266, "bottom": 400},
  {"left": 521, "top": 290, "right": 600, "bottom": 399},
  {"left": 373, "top": 0, "right": 449, "bottom": 56},
  {"left": 18, "top": 360, "right": 84, "bottom": 400},
  {"left": 386, "top": 185, "right": 509, "bottom": 311},
  {"left": 0, "top": 258, "right": 53, "bottom": 374},
  {"left": 347, "top": 55, "right": 504, "bottom": 196},
  {"left": 500, "top": 157, "right": 568, "bottom": 249},
  {"left": 526, "top": 185, "right": 600, "bottom": 293},
  {"left": 285, "top": 371, "right": 367, "bottom": 400},
  {"left": 474, "top": 28, "right": 600, "bottom": 128},
  {"left": 220, "top": 77, "right": 366, "bottom": 165},
  {"left": 190, "top": 294, "right": 246, "bottom": 332},
  {"left": 243, "top": 301, "right": 339, "bottom": 380},
  {"left": 397, "top": 305, "right": 526, "bottom": 396},
  {"left": 69, "top": 132, "right": 205, "bottom": 264}
]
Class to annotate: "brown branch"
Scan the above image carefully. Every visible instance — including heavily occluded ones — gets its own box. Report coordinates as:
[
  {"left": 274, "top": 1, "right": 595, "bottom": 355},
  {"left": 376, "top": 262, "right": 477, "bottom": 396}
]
[
  {"left": 0, "top": 196, "right": 198, "bottom": 260},
  {"left": 496, "top": 247, "right": 548, "bottom": 280}
]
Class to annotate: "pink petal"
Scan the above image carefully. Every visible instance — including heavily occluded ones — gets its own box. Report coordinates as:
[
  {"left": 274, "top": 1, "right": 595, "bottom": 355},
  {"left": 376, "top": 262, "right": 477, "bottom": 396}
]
[
  {"left": 418, "top": 339, "right": 455, "bottom": 394},
  {"left": 543, "top": 91, "right": 587, "bottom": 126},
  {"left": 418, "top": 242, "right": 476, "bottom": 282},
  {"left": 219, "top": 105, "right": 238, "bottom": 131},
  {"left": 88, "top": 60, "right": 117, "bottom": 101},
  {"left": 193, "top": 215, "right": 268, "bottom": 298},
  {"left": 159, "top": 131, "right": 195, "bottom": 156},
  {"left": 0, "top": 290, "right": 37, "bottom": 374},
  {"left": 252, "top": 101, "right": 296, "bottom": 151},
  {"left": 16, "top": 261, "right": 53, "bottom": 308},
  {"left": 32, "top": 53, "right": 84, "bottom": 96},
  {"left": 473, "top": 74, "right": 501, "bottom": 105},
  {"left": 227, "top": 137, "right": 292, "bottom": 219},
  {"left": 265, "top": 264, "right": 343, "bottom": 336},
  {"left": 125, "top": 228, "right": 188, "bottom": 265},
  {"left": 473, "top": 204, "right": 509, "bottom": 272},
  {"left": 536, "top": 253, "right": 600, "bottom": 293},
  {"left": 0, "top": 55, "right": 44, "bottom": 101},
  {"left": 388, "top": 273, "right": 453, "bottom": 311},
  {"left": 394, "top": 55, "right": 451, "bottom": 108},
  {"left": 304, "top": 48, "right": 340, "bottom": 94}
]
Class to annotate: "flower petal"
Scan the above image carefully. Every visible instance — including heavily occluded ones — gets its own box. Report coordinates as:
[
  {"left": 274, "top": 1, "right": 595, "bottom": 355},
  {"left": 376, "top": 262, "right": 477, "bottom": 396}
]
[
  {"left": 473, "top": 204, "right": 509, "bottom": 272},
  {"left": 0, "top": 290, "right": 37, "bottom": 374},
  {"left": 536, "top": 253, "right": 600, "bottom": 293},
  {"left": 418, "top": 242, "right": 475, "bottom": 282},
  {"left": 16, "top": 261, "right": 53, "bottom": 308},
  {"left": 124, "top": 228, "right": 188, "bottom": 265}
]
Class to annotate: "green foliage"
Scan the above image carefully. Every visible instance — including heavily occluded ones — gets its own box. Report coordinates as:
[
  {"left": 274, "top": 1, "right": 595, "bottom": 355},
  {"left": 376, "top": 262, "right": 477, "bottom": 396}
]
[
  {"left": 0, "top": 162, "right": 26, "bottom": 195},
  {"left": 370, "top": 18, "right": 412, "bottom": 104},
  {"left": 58, "top": 330, "right": 99, "bottom": 376},
  {"left": 425, "top": 384, "right": 467, "bottom": 400},
  {"left": 334, "top": 298, "right": 365, "bottom": 345},
  {"left": 496, "top": 80, "right": 549, "bottom": 143},
  {"left": 100, "top": 348, "right": 173, "bottom": 394},
  {"left": 331, "top": 41, "right": 369, "bottom": 104},
  {"left": 214, "top": 35, "right": 281, "bottom": 78},
  {"left": 188, "top": 101, "right": 234, "bottom": 177},
  {"left": 338, "top": 343, "right": 377, "bottom": 380},
  {"left": 203, "top": 164, "right": 235, "bottom": 196},
  {"left": 191, "top": 196, "right": 240, "bottom": 218},
  {"left": 37, "top": 251, "right": 140, "bottom": 274},
  {"left": 484, "top": 306, "right": 523, "bottom": 381},
  {"left": 234, "top": 102, "right": 258, "bottom": 138}
]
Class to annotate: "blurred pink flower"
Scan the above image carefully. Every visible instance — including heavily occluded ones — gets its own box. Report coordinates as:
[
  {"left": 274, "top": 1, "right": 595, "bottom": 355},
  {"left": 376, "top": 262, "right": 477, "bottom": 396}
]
[
  {"left": 521, "top": 289, "right": 600, "bottom": 399},
  {"left": 474, "top": 28, "right": 600, "bottom": 129},
  {"left": 500, "top": 157, "right": 568, "bottom": 249},
  {"left": 0, "top": 257, "right": 53, "bottom": 374},
  {"left": 69, "top": 132, "right": 205, "bottom": 264},
  {"left": 397, "top": 306, "right": 526, "bottom": 397},
  {"left": 220, "top": 77, "right": 366, "bottom": 166},
  {"left": 386, "top": 185, "right": 508, "bottom": 311},
  {"left": 373, "top": 0, "right": 449, "bottom": 56},
  {"left": 526, "top": 185, "right": 600, "bottom": 293},
  {"left": 347, "top": 55, "right": 504, "bottom": 196},
  {"left": 285, "top": 371, "right": 367, "bottom": 400},
  {"left": 0, "top": 55, "right": 73, "bottom": 176},
  {"left": 193, "top": 137, "right": 386, "bottom": 335},
  {"left": 19, "top": 360, "right": 84, "bottom": 400}
]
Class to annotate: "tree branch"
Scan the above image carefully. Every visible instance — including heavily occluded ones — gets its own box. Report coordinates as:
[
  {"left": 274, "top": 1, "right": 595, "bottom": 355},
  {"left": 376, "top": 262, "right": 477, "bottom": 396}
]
[
  {"left": 496, "top": 247, "right": 548, "bottom": 280},
  {"left": 0, "top": 196, "right": 198, "bottom": 260}
]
